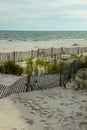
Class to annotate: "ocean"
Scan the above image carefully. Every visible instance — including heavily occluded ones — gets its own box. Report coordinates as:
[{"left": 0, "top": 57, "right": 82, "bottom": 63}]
[
  {"left": 0, "top": 31, "right": 87, "bottom": 43},
  {"left": 0, "top": 31, "right": 87, "bottom": 52}
]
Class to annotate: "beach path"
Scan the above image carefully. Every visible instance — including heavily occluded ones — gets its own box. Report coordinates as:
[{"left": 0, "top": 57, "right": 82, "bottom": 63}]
[
  {"left": 0, "top": 87, "right": 87, "bottom": 130},
  {"left": 0, "top": 97, "right": 28, "bottom": 130}
]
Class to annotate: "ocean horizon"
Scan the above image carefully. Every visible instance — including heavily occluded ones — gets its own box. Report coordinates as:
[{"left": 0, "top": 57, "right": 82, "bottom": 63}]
[{"left": 0, "top": 31, "right": 87, "bottom": 43}]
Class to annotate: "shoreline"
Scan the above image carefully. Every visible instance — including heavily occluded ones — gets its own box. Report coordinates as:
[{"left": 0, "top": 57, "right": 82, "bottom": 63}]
[
  {"left": 0, "top": 39, "right": 87, "bottom": 61},
  {"left": 0, "top": 39, "right": 87, "bottom": 53}
]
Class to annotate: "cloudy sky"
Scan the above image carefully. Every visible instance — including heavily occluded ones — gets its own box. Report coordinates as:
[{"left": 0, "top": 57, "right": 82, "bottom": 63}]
[{"left": 0, "top": 0, "right": 87, "bottom": 30}]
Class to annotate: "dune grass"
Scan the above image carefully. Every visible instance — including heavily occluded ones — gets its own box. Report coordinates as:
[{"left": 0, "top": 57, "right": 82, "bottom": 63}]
[{"left": 0, "top": 60, "right": 24, "bottom": 76}]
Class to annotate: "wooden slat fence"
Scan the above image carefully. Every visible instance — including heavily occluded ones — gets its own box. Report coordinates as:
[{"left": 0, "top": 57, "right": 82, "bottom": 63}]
[
  {"left": 0, "top": 74, "right": 60, "bottom": 99},
  {"left": 0, "top": 58, "right": 83, "bottom": 99}
]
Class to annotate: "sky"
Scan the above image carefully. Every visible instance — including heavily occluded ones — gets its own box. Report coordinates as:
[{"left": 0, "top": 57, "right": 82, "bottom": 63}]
[{"left": 0, "top": 0, "right": 87, "bottom": 31}]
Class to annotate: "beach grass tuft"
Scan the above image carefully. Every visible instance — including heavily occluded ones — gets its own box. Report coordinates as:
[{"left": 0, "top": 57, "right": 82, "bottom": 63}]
[{"left": 0, "top": 60, "right": 24, "bottom": 75}]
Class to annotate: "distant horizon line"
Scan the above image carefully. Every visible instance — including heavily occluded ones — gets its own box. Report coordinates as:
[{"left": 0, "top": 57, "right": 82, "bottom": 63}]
[{"left": 0, "top": 29, "right": 87, "bottom": 32}]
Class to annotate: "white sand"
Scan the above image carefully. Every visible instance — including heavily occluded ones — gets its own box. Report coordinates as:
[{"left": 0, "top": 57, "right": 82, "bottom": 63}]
[
  {"left": 0, "top": 87, "right": 87, "bottom": 130},
  {"left": 0, "top": 74, "right": 20, "bottom": 86},
  {"left": 0, "top": 97, "right": 28, "bottom": 130},
  {"left": 0, "top": 39, "right": 87, "bottom": 52}
]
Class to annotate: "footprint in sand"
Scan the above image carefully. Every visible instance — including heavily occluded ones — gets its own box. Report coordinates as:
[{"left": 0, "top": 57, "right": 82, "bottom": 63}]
[
  {"left": 44, "top": 126, "right": 54, "bottom": 130},
  {"left": 12, "top": 128, "right": 18, "bottom": 130},
  {"left": 40, "top": 119, "right": 46, "bottom": 123},
  {"left": 43, "top": 101, "right": 47, "bottom": 104},
  {"left": 80, "top": 106, "right": 87, "bottom": 111},
  {"left": 81, "top": 100, "right": 87, "bottom": 102},
  {"left": 23, "top": 117, "right": 34, "bottom": 125},
  {"left": 79, "top": 122, "right": 87, "bottom": 129},
  {"left": 48, "top": 95, "right": 55, "bottom": 99}
]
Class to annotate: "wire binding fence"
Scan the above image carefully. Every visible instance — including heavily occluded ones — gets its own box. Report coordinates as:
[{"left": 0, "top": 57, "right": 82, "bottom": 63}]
[
  {"left": 0, "top": 74, "right": 60, "bottom": 99},
  {"left": 0, "top": 58, "right": 81, "bottom": 99}
]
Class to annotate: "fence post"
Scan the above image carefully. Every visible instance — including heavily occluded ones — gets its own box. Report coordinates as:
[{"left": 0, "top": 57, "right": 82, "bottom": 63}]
[
  {"left": 13, "top": 51, "right": 15, "bottom": 61},
  {"left": 59, "top": 68, "right": 62, "bottom": 86},
  {"left": 26, "top": 74, "right": 31, "bottom": 92},
  {"left": 54, "top": 53, "right": 57, "bottom": 61},
  {"left": 51, "top": 48, "right": 53, "bottom": 57},
  {"left": 85, "top": 57, "right": 87, "bottom": 67},
  {"left": 73, "top": 60, "right": 76, "bottom": 73},
  {"left": 37, "top": 48, "right": 39, "bottom": 57},
  {"left": 78, "top": 58, "right": 80, "bottom": 70}
]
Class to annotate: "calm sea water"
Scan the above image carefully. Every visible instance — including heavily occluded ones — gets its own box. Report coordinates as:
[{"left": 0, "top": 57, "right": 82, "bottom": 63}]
[{"left": 0, "top": 31, "right": 87, "bottom": 43}]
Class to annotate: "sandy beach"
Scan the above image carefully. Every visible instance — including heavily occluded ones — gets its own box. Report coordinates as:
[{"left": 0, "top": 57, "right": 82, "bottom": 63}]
[
  {"left": 0, "top": 86, "right": 87, "bottom": 130},
  {"left": 0, "top": 38, "right": 87, "bottom": 130},
  {"left": 0, "top": 39, "right": 87, "bottom": 52}
]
